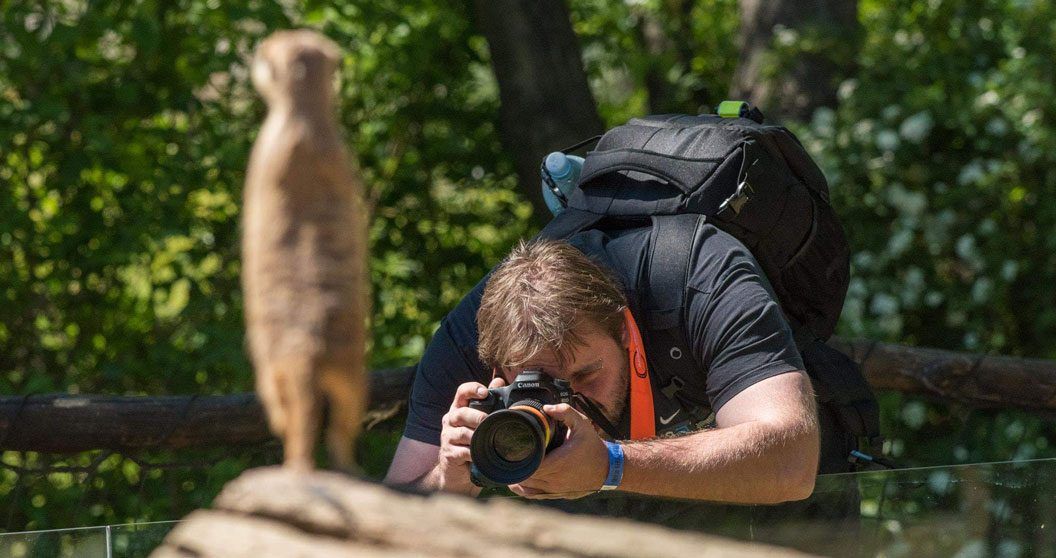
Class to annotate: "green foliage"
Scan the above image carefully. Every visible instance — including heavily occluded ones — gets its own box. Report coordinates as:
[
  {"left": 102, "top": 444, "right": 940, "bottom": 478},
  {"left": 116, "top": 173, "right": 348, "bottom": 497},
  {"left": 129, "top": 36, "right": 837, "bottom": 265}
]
[
  {"left": 0, "top": 1, "right": 288, "bottom": 528},
  {"left": 299, "top": 0, "right": 534, "bottom": 365},
  {"left": 569, "top": 0, "right": 739, "bottom": 123},
  {"left": 792, "top": 0, "right": 1056, "bottom": 466},
  {"left": 0, "top": 0, "right": 531, "bottom": 531},
  {"left": 1, "top": 0, "right": 1055, "bottom": 534},
  {"left": 0, "top": 0, "right": 284, "bottom": 398},
  {"left": 1, "top": 448, "right": 278, "bottom": 532},
  {"left": 801, "top": 0, "right": 1056, "bottom": 354}
]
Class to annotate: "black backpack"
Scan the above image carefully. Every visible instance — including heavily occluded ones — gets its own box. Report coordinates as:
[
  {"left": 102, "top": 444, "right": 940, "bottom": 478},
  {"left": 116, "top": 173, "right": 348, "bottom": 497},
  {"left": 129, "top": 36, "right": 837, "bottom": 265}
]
[{"left": 536, "top": 110, "right": 883, "bottom": 469}]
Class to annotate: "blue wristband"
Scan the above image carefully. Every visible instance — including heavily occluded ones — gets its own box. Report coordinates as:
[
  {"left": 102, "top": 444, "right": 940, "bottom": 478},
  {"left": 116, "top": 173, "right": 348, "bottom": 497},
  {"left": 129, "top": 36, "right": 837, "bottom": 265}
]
[{"left": 601, "top": 441, "right": 624, "bottom": 491}]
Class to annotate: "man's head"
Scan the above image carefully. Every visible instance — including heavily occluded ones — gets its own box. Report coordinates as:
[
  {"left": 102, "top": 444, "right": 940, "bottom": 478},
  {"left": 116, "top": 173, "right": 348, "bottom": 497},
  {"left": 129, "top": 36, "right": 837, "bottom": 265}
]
[{"left": 477, "top": 239, "right": 630, "bottom": 422}]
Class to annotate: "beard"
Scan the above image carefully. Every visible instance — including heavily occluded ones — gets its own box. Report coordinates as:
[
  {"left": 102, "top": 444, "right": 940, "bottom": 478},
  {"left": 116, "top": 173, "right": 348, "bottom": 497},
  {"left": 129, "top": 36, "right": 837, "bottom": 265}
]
[{"left": 598, "top": 356, "right": 630, "bottom": 424}]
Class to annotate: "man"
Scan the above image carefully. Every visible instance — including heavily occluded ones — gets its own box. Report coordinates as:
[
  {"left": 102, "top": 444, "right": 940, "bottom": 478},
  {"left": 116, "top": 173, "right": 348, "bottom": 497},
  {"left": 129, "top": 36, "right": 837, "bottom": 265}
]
[{"left": 385, "top": 222, "right": 823, "bottom": 504}]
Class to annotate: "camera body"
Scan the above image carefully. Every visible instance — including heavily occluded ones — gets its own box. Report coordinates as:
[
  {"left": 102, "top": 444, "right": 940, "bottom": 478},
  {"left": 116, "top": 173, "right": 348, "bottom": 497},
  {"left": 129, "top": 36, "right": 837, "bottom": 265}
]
[
  {"left": 469, "top": 370, "right": 574, "bottom": 414},
  {"left": 468, "top": 370, "right": 574, "bottom": 487}
]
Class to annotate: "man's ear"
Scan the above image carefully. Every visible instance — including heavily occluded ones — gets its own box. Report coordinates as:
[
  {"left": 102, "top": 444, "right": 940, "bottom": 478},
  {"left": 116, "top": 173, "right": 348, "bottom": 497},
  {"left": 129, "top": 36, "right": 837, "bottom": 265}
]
[{"left": 620, "top": 320, "right": 629, "bottom": 349}]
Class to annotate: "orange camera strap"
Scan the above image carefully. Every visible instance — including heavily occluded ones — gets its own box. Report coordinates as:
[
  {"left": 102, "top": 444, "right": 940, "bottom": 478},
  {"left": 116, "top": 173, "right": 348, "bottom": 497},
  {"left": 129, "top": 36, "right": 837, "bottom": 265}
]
[{"left": 624, "top": 308, "right": 655, "bottom": 440}]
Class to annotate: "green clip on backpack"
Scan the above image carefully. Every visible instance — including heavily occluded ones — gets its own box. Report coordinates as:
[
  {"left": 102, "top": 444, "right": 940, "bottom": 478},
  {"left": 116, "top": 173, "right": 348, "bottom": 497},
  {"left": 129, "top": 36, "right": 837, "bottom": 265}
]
[{"left": 537, "top": 106, "right": 884, "bottom": 471}]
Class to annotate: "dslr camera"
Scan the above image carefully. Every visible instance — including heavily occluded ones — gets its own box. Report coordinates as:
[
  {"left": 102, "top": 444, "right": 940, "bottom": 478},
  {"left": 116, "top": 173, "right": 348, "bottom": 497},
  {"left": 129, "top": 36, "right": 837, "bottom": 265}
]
[{"left": 469, "top": 370, "right": 574, "bottom": 487}]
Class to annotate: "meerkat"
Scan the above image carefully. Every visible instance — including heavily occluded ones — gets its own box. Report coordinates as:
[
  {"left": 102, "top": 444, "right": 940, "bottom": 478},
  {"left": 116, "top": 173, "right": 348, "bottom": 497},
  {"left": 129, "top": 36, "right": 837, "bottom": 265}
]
[{"left": 242, "top": 30, "right": 369, "bottom": 472}]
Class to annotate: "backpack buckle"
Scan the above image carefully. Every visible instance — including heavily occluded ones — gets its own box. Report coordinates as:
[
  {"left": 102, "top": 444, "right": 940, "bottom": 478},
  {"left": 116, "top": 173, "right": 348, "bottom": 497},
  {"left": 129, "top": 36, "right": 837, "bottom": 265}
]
[
  {"left": 718, "top": 180, "right": 754, "bottom": 216},
  {"left": 661, "top": 375, "right": 686, "bottom": 399},
  {"left": 719, "top": 154, "right": 759, "bottom": 217}
]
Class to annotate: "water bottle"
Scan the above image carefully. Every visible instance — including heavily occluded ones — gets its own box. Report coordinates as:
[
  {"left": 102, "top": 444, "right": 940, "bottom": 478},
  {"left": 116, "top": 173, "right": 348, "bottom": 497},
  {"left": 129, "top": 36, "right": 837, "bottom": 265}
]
[{"left": 541, "top": 151, "right": 584, "bottom": 216}]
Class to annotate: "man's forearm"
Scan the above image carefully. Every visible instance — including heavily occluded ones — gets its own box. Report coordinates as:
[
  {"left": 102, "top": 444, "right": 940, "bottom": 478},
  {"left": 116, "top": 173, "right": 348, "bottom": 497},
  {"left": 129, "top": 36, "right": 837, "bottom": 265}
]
[
  {"left": 414, "top": 463, "right": 443, "bottom": 491},
  {"left": 415, "top": 462, "right": 482, "bottom": 498},
  {"left": 619, "top": 419, "right": 819, "bottom": 504},
  {"left": 383, "top": 438, "right": 481, "bottom": 497}
]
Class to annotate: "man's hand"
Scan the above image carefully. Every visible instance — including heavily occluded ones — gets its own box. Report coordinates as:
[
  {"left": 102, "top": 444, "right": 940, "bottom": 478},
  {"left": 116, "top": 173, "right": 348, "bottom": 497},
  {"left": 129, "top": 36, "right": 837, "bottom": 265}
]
[
  {"left": 509, "top": 403, "right": 608, "bottom": 500},
  {"left": 431, "top": 377, "right": 506, "bottom": 495}
]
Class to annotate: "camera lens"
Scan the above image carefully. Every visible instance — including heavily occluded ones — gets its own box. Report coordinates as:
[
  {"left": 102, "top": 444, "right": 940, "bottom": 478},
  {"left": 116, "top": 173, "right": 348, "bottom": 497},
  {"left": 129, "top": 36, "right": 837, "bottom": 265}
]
[
  {"left": 470, "top": 400, "right": 553, "bottom": 486},
  {"left": 491, "top": 419, "right": 536, "bottom": 463}
]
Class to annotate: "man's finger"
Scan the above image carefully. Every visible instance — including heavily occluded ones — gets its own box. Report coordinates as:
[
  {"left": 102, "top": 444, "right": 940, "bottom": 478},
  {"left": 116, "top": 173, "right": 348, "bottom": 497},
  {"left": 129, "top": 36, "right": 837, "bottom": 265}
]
[
  {"left": 446, "top": 407, "right": 488, "bottom": 429},
  {"left": 509, "top": 484, "right": 545, "bottom": 498},
  {"left": 451, "top": 426, "right": 474, "bottom": 446},
  {"left": 514, "top": 476, "right": 546, "bottom": 491},
  {"left": 511, "top": 485, "right": 580, "bottom": 500},
  {"left": 543, "top": 403, "right": 590, "bottom": 430},
  {"left": 553, "top": 490, "right": 595, "bottom": 500},
  {"left": 488, "top": 375, "right": 507, "bottom": 389},
  {"left": 441, "top": 445, "right": 471, "bottom": 464},
  {"left": 442, "top": 426, "right": 474, "bottom": 447},
  {"left": 451, "top": 381, "right": 489, "bottom": 410}
]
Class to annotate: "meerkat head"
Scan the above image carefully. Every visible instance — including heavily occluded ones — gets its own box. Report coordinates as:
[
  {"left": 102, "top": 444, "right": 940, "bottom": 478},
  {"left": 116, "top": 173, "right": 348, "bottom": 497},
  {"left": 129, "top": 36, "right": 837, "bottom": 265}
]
[{"left": 251, "top": 30, "right": 341, "bottom": 109}]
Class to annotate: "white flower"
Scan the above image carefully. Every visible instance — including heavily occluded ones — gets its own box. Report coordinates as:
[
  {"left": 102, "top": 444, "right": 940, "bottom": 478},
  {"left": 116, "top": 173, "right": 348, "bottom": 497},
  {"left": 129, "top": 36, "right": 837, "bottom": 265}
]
[
  {"left": 887, "top": 229, "right": 914, "bottom": 257},
  {"left": 971, "top": 278, "right": 993, "bottom": 304},
  {"left": 900, "top": 111, "right": 934, "bottom": 144},
  {"left": 1001, "top": 260, "right": 1018, "bottom": 281},
  {"left": 976, "top": 90, "right": 1000, "bottom": 108},
  {"left": 957, "top": 160, "right": 985, "bottom": 186},
  {"left": 838, "top": 79, "right": 858, "bottom": 101},
  {"left": 986, "top": 118, "right": 1008, "bottom": 136},
  {"left": 955, "top": 235, "right": 977, "bottom": 259},
  {"left": 881, "top": 105, "right": 902, "bottom": 120},
  {"left": 876, "top": 129, "right": 900, "bottom": 151},
  {"left": 870, "top": 293, "right": 899, "bottom": 316}
]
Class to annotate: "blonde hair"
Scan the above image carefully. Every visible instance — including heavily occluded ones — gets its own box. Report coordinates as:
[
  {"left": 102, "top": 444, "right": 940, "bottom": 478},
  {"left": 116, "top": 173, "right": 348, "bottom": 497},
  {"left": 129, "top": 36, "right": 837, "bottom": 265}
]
[{"left": 477, "top": 239, "right": 627, "bottom": 370}]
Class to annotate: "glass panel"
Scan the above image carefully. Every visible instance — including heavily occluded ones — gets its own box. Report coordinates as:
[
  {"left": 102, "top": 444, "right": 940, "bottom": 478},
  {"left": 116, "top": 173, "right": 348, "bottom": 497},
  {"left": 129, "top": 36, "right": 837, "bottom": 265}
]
[
  {"left": 502, "top": 457, "right": 1056, "bottom": 557},
  {"left": 109, "top": 521, "right": 179, "bottom": 558},
  {"left": 0, "top": 526, "right": 107, "bottom": 558},
  {"left": 804, "top": 458, "right": 1056, "bottom": 558},
  {"left": 0, "top": 521, "right": 178, "bottom": 558},
  {"left": 4, "top": 458, "right": 1054, "bottom": 556}
]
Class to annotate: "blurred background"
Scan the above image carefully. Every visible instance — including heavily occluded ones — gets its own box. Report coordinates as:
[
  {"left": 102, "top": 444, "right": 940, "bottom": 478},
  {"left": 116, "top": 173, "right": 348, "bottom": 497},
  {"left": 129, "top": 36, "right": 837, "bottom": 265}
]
[{"left": 1, "top": 0, "right": 1054, "bottom": 534}]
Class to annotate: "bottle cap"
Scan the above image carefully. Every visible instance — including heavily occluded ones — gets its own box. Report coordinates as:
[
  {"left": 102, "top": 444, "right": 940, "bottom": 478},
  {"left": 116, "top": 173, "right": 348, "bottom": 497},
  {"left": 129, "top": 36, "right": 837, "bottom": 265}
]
[{"left": 545, "top": 152, "right": 572, "bottom": 179}]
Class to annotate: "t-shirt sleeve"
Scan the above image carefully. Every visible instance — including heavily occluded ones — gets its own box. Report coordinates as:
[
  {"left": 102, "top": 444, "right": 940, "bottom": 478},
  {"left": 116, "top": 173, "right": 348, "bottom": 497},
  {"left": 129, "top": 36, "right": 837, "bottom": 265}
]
[
  {"left": 403, "top": 277, "right": 491, "bottom": 446},
  {"left": 684, "top": 229, "right": 804, "bottom": 413}
]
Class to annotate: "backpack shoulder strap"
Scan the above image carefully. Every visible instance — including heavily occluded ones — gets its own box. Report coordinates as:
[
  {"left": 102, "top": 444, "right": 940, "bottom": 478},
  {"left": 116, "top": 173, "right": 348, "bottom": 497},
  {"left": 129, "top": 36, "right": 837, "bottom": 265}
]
[
  {"left": 800, "top": 340, "right": 885, "bottom": 461},
  {"left": 645, "top": 214, "right": 702, "bottom": 331},
  {"left": 642, "top": 214, "right": 711, "bottom": 412},
  {"left": 534, "top": 207, "right": 603, "bottom": 242}
]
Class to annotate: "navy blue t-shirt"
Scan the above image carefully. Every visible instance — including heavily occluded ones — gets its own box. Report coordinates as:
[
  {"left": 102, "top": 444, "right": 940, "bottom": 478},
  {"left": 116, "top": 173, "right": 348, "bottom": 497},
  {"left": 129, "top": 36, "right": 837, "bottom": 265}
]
[{"left": 403, "top": 224, "right": 804, "bottom": 446}]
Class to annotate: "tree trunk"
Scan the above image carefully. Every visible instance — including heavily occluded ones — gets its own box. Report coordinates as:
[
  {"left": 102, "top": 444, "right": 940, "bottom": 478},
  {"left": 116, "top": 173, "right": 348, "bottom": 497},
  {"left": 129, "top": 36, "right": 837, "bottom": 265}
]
[
  {"left": 730, "top": 0, "right": 859, "bottom": 122},
  {"left": 472, "top": 0, "right": 605, "bottom": 223},
  {"left": 151, "top": 467, "right": 814, "bottom": 557},
  {"left": 632, "top": 0, "right": 714, "bottom": 115},
  {"left": 635, "top": 7, "right": 679, "bottom": 114}
]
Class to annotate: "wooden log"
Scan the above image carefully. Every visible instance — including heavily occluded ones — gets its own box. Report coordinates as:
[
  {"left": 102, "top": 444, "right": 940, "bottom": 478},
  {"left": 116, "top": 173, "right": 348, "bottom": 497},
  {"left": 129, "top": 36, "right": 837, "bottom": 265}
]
[
  {"left": 0, "top": 367, "right": 413, "bottom": 453},
  {"left": 6, "top": 339, "right": 1056, "bottom": 454},
  {"left": 829, "top": 337, "right": 1056, "bottom": 412},
  {"left": 0, "top": 393, "right": 268, "bottom": 453},
  {"left": 151, "top": 467, "right": 814, "bottom": 558}
]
